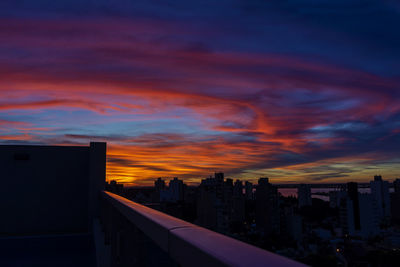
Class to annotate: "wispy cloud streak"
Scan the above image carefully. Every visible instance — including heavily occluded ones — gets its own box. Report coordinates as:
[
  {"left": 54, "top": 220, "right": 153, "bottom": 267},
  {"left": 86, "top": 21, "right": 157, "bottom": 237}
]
[{"left": 0, "top": 1, "right": 399, "bottom": 184}]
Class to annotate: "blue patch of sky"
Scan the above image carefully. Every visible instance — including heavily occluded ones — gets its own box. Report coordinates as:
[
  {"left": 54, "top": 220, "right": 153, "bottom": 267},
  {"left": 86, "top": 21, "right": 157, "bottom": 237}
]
[
  {"left": 1, "top": 108, "right": 222, "bottom": 139},
  {"left": 309, "top": 121, "right": 368, "bottom": 133},
  {"left": 279, "top": 88, "right": 360, "bottom": 111}
]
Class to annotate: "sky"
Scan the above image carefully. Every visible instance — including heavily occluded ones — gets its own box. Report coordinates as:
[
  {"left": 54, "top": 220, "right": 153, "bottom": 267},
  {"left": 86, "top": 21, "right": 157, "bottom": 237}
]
[{"left": 0, "top": 0, "right": 399, "bottom": 185}]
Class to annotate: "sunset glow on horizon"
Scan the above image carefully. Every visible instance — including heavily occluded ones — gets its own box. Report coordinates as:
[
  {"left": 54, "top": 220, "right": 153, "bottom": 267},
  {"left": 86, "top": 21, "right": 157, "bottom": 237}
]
[{"left": 1, "top": 1, "right": 399, "bottom": 185}]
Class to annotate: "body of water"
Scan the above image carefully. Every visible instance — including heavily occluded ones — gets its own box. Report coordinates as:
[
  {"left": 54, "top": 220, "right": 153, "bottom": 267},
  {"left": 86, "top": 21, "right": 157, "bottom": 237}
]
[{"left": 278, "top": 188, "right": 394, "bottom": 202}]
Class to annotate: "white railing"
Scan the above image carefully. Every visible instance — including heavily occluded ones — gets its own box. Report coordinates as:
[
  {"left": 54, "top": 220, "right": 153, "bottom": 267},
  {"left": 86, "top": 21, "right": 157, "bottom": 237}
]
[{"left": 100, "top": 191, "right": 306, "bottom": 267}]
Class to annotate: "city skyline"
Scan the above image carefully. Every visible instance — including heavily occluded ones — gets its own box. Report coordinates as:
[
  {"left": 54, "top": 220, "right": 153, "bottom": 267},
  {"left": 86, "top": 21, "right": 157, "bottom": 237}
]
[
  {"left": 110, "top": 174, "right": 399, "bottom": 187},
  {"left": 1, "top": 1, "right": 400, "bottom": 185}
]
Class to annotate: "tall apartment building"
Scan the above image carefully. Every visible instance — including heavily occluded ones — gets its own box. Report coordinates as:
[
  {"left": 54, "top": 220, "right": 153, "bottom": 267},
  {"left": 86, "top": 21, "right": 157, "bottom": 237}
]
[
  {"left": 245, "top": 181, "right": 253, "bottom": 200},
  {"left": 298, "top": 184, "right": 312, "bottom": 207},
  {"left": 370, "top": 175, "right": 391, "bottom": 221},
  {"left": 340, "top": 182, "right": 379, "bottom": 237},
  {"left": 255, "top": 177, "right": 280, "bottom": 235},
  {"left": 196, "top": 173, "right": 234, "bottom": 233}
]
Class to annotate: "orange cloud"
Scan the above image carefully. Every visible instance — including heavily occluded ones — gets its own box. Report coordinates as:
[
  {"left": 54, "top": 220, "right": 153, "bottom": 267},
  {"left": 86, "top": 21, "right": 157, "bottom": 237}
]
[{"left": 0, "top": 17, "right": 399, "bottom": 184}]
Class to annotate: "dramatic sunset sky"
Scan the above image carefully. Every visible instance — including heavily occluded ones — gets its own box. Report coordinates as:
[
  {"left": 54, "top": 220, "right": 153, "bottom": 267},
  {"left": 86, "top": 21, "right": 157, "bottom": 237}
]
[{"left": 1, "top": 1, "right": 399, "bottom": 185}]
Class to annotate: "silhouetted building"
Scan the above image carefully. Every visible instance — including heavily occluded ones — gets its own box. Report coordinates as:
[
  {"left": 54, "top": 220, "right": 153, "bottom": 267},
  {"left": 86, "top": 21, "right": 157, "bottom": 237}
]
[
  {"left": 245, "top": 181, "right": 253, "bottom": 200},
  {"left": 348, "top": 182, "right": 361, "bottom": 230},
  {"left": 215, "top": 172, "right": 224, "bottom": 182},
  {"left": 153, "top": 177, "right": 166, "bottom": 202},
  {"left": 159, "top": 177, "right": 185, "bottom": 203},
  {"left": 0, "top": 142, "right": 106, "bottom": 236},
  {"left": 0, "top": 142, "right": 106, "bottom": 266},
  {"left": 155, "top": 177, "right": 166, "bottom": 191},
  {"left": 232, "top": 180, "right": 245, "bottom": 223},
  {"left": 370, "top": 175, "right": 391, "bottom": 222},
  {"left": 391, "top": 178, "right": 400, "bottom": 224},
  {"left": 234, "top": 179, "right": 243, "bottom": 195},
  {"left": 340, "top": 182, "right": 379, "bottom": 237},
  {"left": 169, "top": 177, "right": 185, "bottom": 202},
  {"left": 196, "top": 175, "right": 224, "bottom": 231},
  {"left": 297, "top": 184, "right": 312, "bottom": 207},
  {"left": 358, "top": 194, "right": 379, "bottom": 237},
  {"left": 394, "top": 179, "right": 400, "bottom": 194},
  {"left": 329, "top": 189, "right": 347, "bottom": 208},
  {"left": 106, "top": 180, "right": 124, "bottom": 194},
  {"left": 281, "top": 207, "right": 302, "bottom": 242},
  {"left": 197, "top": 178, "right": 214, "bottom": 227},
  {"left": 340, "top": 195, "right": 355, "bottom": 236},
  {"left": 196, "top": 173, "right": 245, "bottom": 233},
  {"left": 255, "top": 177, "right": 280, "bottom": 235},
  {"left": 221, "top": 178, "right": 234, "bottom": 231}
]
